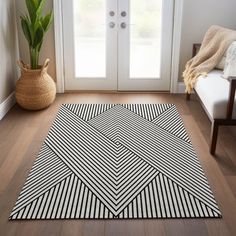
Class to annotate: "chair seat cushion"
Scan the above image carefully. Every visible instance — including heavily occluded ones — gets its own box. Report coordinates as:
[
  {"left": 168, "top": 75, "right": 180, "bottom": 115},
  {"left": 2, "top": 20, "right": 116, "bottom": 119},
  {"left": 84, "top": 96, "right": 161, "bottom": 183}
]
[{"left": 194, "top": 70, "right": 236, "bottom": 119}]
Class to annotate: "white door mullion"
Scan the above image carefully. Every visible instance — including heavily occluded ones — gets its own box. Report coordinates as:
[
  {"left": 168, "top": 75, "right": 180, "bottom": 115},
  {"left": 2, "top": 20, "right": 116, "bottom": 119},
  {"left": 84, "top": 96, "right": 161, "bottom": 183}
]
[
  {"left": 117, "top": 0, "right": 130, "bottom": 90},
  {"left": 107, "top": 0, "right": 118, "bottom": 87}
]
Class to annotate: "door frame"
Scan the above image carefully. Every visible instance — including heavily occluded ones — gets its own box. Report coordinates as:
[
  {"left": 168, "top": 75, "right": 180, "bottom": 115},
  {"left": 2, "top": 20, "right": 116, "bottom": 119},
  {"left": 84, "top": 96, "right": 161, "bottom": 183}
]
[{"left": 54, "top": 0, "right": 184, "bottom": 93}]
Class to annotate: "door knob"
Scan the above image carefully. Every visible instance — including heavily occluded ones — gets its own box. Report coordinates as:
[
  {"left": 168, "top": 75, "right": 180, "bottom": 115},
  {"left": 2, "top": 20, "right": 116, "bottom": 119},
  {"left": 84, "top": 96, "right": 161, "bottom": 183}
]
[
  {"left": 120, "top": 22, "right": 126, "bottom": 29},
  {"left": 121, "top": 11, "right": 127, "bottom": 17},
  {"left": 109, "top": 22, "right": 115, "bottom": 28},
  {"left": 109, "top": 11, "right": 115, "bottom": 17}
]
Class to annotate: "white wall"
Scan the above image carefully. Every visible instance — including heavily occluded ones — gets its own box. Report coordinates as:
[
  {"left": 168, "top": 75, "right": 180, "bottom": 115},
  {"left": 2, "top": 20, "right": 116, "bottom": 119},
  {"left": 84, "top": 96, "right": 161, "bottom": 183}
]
[
  {"left": 0, "top": 0, "right": 19, "bottom": 103},
  {"left": 179, "top": 0, "right": 236, "bottom": 81},
  {"left": 15, "top": 0, "right": 56, "bottom": 80}
]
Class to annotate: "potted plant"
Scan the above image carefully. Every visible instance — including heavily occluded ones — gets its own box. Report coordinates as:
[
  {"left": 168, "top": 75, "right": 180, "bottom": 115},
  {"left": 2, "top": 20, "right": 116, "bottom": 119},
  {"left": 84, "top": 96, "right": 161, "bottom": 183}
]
[{"left": 16, "top": 0, "right": 56, "bottom": 110}]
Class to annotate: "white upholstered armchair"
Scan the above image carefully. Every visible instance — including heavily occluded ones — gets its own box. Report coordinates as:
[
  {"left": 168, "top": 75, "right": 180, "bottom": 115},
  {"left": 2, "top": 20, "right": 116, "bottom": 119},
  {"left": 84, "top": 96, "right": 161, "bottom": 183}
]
[{"left": 187, "top": 43, "right": 236, "bottom": 155}]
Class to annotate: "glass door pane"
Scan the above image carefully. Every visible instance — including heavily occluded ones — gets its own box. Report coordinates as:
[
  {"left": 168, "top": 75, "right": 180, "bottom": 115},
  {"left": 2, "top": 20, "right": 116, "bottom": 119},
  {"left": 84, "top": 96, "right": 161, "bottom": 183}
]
[
  {"left": 63, "top": 0, "right": 117, "bottom": 90},
  {"left": 130, "top": 0, "right": 162, "bottom": 79},
  {"left": 117, "top": 0, "right": 173, "bottom": 91},
  {"left": 74, "top": 0, "right": 106, "bottom": 78}
]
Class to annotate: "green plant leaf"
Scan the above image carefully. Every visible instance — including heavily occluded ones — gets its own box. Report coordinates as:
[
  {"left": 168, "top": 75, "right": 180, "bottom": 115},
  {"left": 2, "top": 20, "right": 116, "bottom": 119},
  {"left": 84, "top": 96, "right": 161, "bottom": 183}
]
[
  {"left": 25, "top": 0, "right": 37, "bottom": 23},
  {"left": 38, "top": 40, "right": 43, "bottom": 52},
  {"left": 34, "top": 0, "right": 40, "bottom": 8},
  {"left": 33, "top": 23, "right": 44, "bottom": 48},
  {"left": 20, "top": 16, "right": 33, "bottom": 46},
  {"left": 36, "top": 0, "right": 46, "bottom": 17},
  {"left": 20, "top": 0, "right": 52, "bottom": 68},
  {"left": 25, "top": 15, "right": 34, "bottom": 41},
  {"left": 33, "top": 20, "right": 41, "bottom": 34},
  {"left": 41, "top": 11, "right": 53, "bottom": 32}
]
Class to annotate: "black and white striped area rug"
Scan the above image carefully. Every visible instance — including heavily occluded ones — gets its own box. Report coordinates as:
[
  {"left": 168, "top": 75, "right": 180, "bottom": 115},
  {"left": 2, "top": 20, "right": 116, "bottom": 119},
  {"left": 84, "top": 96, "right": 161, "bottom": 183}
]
[{"left": 10, "top": 104, "right": 221, "bottom": 220}]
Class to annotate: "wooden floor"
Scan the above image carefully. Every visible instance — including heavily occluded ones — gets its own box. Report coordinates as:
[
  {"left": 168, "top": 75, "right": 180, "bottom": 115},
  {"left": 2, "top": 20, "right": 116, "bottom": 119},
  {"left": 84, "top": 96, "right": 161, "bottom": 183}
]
[{"left": 0, "top": 93, "right": 236, "bottom": 236}]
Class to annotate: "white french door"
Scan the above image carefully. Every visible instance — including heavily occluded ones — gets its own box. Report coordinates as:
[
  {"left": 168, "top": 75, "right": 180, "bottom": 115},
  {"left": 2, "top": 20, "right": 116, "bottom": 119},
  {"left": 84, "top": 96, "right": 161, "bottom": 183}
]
[{"left": 62, "top": 0, "right": 173, "bottom": 91}]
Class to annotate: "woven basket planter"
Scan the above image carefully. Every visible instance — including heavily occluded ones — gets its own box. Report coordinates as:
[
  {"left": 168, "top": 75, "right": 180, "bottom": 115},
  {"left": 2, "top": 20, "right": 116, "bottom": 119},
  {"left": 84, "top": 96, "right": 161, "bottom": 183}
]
[{"left": 16, "top": 59, "right": 56, "bottom": 111}]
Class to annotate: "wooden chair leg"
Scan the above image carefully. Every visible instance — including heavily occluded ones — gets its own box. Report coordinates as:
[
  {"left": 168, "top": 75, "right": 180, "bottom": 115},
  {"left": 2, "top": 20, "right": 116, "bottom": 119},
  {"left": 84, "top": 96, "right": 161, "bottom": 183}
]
[
  {"left": 210, "top": 120, "right": 219, "bottom": 155},
  {"left": 186, "top": 93, "right": 191, "bottom": 101}
]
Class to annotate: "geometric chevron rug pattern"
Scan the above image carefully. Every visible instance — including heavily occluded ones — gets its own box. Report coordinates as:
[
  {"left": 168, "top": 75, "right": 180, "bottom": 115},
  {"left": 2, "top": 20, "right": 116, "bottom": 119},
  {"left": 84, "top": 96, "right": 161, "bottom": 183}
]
[{"left": 9, "top": 104, "right": 221, "bottom": 220}]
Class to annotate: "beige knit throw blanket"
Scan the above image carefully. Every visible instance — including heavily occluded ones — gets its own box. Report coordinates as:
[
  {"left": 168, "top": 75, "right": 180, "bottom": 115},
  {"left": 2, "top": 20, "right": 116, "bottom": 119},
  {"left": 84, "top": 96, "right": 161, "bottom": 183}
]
[{"left": 183, "top": 25, "right": 236, "bottom": 93}]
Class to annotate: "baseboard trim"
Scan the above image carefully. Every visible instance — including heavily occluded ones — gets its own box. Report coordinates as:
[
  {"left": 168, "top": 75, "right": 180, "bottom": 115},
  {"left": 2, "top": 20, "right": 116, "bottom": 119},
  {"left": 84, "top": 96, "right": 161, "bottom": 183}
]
[
  {"left": 0, "top": 92, "right": 16, "bottom": 121},
  {"left": 178, "top": 82, "right": 186, "bottom": 94}
]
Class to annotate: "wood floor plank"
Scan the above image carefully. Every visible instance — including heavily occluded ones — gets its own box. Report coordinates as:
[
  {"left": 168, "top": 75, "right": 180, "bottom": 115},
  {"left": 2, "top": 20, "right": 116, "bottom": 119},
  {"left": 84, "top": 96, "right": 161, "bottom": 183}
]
[
  {"left": 60, "top": 221, "right": 83, "bottom": 236},
  {"left": 144, "top": 220, "right": 165, "bottom": 236},
  {"left": 0, "top": 126, "right": 38, "bottom": 194},
  {"left": 163, "top": 220, "right": 187, "bottom": 236},
  {"left": 226, "top": 176, "right": 236, "bottom": 198},
  {"left": 105, "top": 221, "right": 133, "bottom": 236},
  {"left": 182, "top": 220, "right": 208, "bottom": 236},
  {"left": 15, "top": 221, "right": 62, "bottom": 236},
  {"left": 219, "top": 128, "right": 236, "bottom": 166},
  {"left": 105, "top": 220, "right": 145, "bottom": 236},
  {"left": 205, "top": 219, "right": 231, "bottom": 236},
  {"left": 83, "top": 221, "right": 105, "bottom": 236}
]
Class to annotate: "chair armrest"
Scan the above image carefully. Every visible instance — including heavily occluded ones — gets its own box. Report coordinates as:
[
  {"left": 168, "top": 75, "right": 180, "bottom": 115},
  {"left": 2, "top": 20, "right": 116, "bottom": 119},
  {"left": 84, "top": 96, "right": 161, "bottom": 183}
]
[
  {"left": 227, "top": 77, "right": 236, "bottom": 119},
  {"left": 192, "top": 44, "right": 201, "bottom": 57}
]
